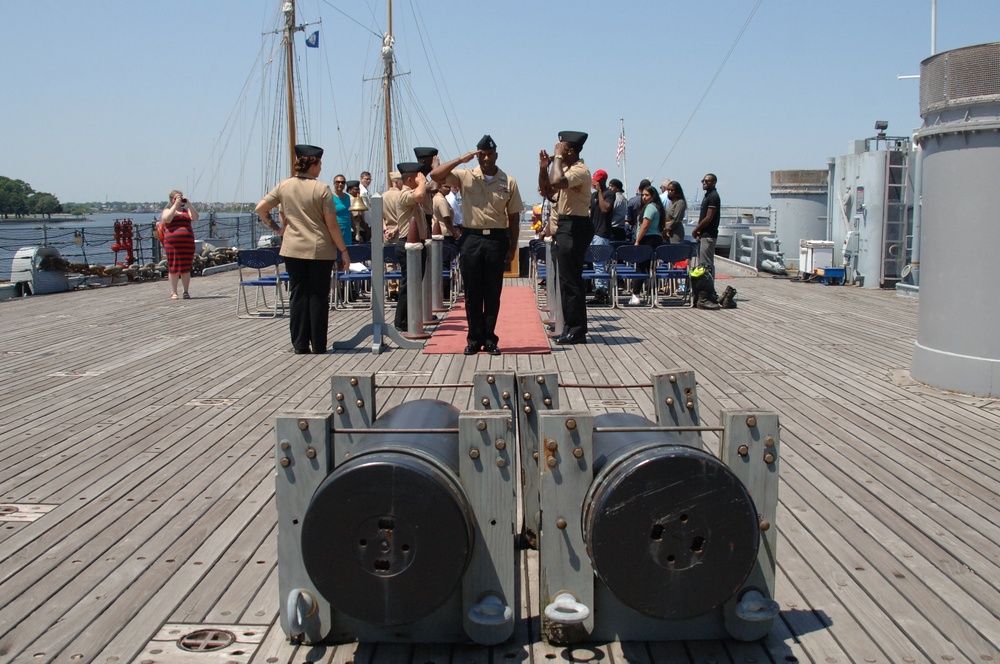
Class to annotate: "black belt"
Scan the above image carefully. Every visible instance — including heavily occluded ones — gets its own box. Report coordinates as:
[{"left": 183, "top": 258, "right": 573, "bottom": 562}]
[
  {"left": 560, "top": 215, "right": 589, "bottom": 222},
  {"left": 461, "top": 227, "right": 506, "bottom": 236}
]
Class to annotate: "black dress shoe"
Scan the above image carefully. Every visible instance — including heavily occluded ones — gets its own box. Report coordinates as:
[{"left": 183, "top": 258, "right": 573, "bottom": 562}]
[
  {"left": 556, "top": 332, "right": 587, "bottom": 345},
  {"left": 463, "top": 343, "right": 482, "bottom": 355},
  {"left": 293, "top": 348, "right": 310, "bottom": 354},
  {"left": 483, "top": 342, "right": 502, "bottom": 356}
]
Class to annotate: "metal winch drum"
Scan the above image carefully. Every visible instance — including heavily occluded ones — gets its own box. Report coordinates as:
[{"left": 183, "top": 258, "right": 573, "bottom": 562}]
[
  {"left": 300, "top": 401, "right": 473, "bottom": 627},
  {"left": 583, "top": 414, "right": 760, "bottom": 621},
  {"left": 275, "top": 370, "right": 780, "bottom": 646},
  {"left": 276, "top": 374, "right": 517, "bottom": 646}
]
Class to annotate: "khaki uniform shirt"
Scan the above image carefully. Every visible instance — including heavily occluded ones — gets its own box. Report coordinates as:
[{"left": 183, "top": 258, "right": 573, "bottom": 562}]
[
  {"left": 432, "top": 192, "right": 453, "bottom": 235},
  {"left": 446, "top": 167, "right": 523, "bottom": 230},
  {"left": 383, "top": 187, "right": 421, "bottom": 241},
  {"left": 554, "top": 161, "right": 591, "bottom": 218},
  {"left": 262, "top": 174, "right": 338, "bottom": 260}
]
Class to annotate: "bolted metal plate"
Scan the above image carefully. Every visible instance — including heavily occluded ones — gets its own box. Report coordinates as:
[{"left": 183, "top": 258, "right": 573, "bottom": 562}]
[
  {"left": 584, "top": 445, "right": 759, "bottom": 620},
  {"left": 0, "top": 504, "right": 55, "bottom": 523},
  {"left": 177, "top": 628, "right": 236, "bottom": 652},
  {"left": 301, "top": 451, "right": 473, "bottom": 626},
  {"left": 135, "top": 623, "right": 264, "bottom": 663}
]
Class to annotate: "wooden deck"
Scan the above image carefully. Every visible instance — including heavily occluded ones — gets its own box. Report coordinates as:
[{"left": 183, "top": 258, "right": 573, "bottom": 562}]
[{"left": 1, "top": 263, "right": 998, "bottom": 664}]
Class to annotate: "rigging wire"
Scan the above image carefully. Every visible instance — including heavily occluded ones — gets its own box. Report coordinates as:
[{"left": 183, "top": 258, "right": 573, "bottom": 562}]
[
  {"left": 404, "top": 0, "right": 465, "bottom": 153},
  {"left": 657, "top": 0, "right": 764, "bottom": 172},
  {"left": 318, "top": 0, "right": 383, "bottom": 39}
]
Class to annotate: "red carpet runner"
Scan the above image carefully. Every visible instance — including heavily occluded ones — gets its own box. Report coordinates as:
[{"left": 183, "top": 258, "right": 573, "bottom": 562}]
[{"left": 422, "top": 286, "right": 551, "bottom": 354}]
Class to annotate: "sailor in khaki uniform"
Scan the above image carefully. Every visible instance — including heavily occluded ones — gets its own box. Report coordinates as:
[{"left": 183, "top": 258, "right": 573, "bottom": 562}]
[
  {"left": 431, "top": 135, "right": 523, "bottom": 355},
  {"left": 539, "top": 131, "right": 593, "bottom": 345},
  {"left": 383, "top": 162, "right": 428, "bottom": 331}
]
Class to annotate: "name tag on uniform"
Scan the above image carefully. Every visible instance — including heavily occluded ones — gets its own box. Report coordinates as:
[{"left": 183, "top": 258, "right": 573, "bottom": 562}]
[{"left": 483, "top": 229, "right": 491, "bottom": 235}]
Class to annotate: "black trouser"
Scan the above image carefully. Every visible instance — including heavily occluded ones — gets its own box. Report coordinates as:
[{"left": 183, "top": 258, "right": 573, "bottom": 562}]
[
  {"left": 283, "top": 256, "right": 333, "bottom": 352},
  {"left": 554, "top": 216, "right": 595, "bottom": 337},
  {"left": 609, "top": 227, "right": 628, "bottom": 242},
  {"left": 460, "top": 229, "right": 509, "bottom": 347}
]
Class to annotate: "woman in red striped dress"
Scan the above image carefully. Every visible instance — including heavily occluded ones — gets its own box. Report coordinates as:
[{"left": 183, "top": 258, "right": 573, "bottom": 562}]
[{"left": 161, "top": 189, "right": 199, "bottom": 299}]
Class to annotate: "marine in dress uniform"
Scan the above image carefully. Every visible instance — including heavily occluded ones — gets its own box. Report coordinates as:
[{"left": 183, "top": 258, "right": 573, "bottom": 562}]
[
  {"left": 431, "top": 135, "right": 523, "bottom": 355},
  {"left": 538, "top": 131, "right": 593, "bottom": 344}
]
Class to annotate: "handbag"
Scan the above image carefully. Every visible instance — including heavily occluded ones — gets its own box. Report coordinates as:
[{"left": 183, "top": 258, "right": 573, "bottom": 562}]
[{"left": 156, "top": 221, "right": 166, "bottom": 244}]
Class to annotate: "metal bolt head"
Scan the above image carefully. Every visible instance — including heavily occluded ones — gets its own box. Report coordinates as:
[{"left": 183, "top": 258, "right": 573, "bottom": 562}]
[
  {"left": 502, "top": 404, "right": 510, "bottom": 410},
  {"left": 523, "top": 392, "right": 532, "bottom": 401},
  {"left": 501, "top": 391, "right": 510, "bottom": 400},
  {"left": 532, "top": 452, "right": 539, "bottom": 460},
  {"left": 335, "top": 406, "right": 344, "bottom": 415},
  {"left": 686, "top": 401, "right": 694, "bottom": 410},
  {"left": 280, "top": 440, "right": 290, "bottom": 451},
  {"left": 746, "top": 415, "right": 758, "bottom": 428},
  {"left": 297, "top": 420, "right": 309, "bottom": 431},
  {"left": 555, "top": 518, "right": 568, "bottom": 530},
  {"left": 669, "top": 374, "right": 677, "bottom": 383},
  {"left": 476, "top": 420, "right": 487, "bottom": 431},
  {"left": 356, "top": 399, "right": 364, "bottom": 408},
  {"left": 546, "top": 457, "right": 557, "bottom": 468},
  {"left": 335, "top": 392, "right": 345, "bottom": 402},
  {"left": 496, "top": 457, "right": 506, "bottom": 468},
  {"left": 469, "top": 448, "right": 480, "bottom": 459},
  {"left": 305, "top": 447, "right": 317, "bottom": 459},
  {"left": 481, "top": 397, "right": 491, "bottom": 407},
  {"left": 565, "top": 418, "right": 577, "bottom": 430},
  {"left": 572, "top": 447, "right": 584, "bottom": 459},
  {"left": 543, "top": 397, "right": 552, "bottom": 407},
  {"left": 349, "top": 377, "right": 359, "bottom": 386},
  {"left": 487, "top": 375, "right": 496, "bottom": 385},
  {"left": 536, "top": 375, "right": 545, "bottom": 384},
  {"left": 738, "top": 445, "right": 749, "bottom": 457},
  {"left": 280, "top": 457, "right": 291, "bottom": 468},
  {"left": 765, "top": 436, "right": 775, "bottom": 447},
  {"left": 495, "top": 439, "right": 507, "bottom": 451},
  {"left": 759, "top": 519, "right": 771, "bottom": 532},
  {"left": 546, "top": 440, "right": 558, "bottom": 451},
  {"left": 523, "top": 405, "right": 533, "bottom": 415},
  {"left": 763, "top": 452, "right": 775, "bottom": 464},
  {"left": 665, "top": 397, "right": 675, "bottom": 406}
]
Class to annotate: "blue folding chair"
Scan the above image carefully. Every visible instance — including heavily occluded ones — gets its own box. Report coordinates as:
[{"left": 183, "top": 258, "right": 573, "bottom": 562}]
[
  {"left": 582, "top": 244, "right": 614, "bottom": 306},
  {"left": 333, "top": 243, "right": 372, "bottom": 309},
  {"left": 612, "top": 244, "right": 654, "bottom": 308},
  {"left": 383, "top": 244, "right": 402, "bottom": 304},
  {"left": 531, "top": 240, "right": 549, "bottom": 303},
  {"left": 236, "top": 248, "right": 284, "bottom": 318},
  {"left": 654, "top": 242, "right": 695, "bottom": 307}
]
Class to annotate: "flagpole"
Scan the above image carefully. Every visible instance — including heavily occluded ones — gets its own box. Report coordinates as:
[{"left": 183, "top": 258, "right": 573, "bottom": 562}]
[{"left": 618, "top": 118, "right": 628, "bottom": 195}]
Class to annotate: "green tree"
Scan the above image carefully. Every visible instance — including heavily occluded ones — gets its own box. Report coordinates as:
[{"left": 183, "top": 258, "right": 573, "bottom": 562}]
[
  {"left": 29, "top": 192, "right": 62, "bottom": 218},
  {"left": 0, "top": 176, "right": 33, "bottom": 219}
]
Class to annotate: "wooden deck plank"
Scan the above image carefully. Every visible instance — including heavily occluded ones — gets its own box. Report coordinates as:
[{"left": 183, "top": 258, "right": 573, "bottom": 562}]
[{"left": 1, "top": 265, "right": 999, "bottom": 663}]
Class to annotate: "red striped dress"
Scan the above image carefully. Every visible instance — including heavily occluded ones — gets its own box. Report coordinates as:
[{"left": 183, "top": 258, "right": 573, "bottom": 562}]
[{"left": 163, "top": 209, "right": 195, "bottom": 274}]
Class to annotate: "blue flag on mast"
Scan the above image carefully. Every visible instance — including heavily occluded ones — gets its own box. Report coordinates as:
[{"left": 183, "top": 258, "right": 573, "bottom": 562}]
[{"left": 305, "top": 31, "right": 319, "bottom": 48}]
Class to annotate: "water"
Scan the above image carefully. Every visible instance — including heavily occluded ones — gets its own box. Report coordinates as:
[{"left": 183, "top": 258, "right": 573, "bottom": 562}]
[{"left": 0, "top": 212, "right": 264, "bottom": 282}]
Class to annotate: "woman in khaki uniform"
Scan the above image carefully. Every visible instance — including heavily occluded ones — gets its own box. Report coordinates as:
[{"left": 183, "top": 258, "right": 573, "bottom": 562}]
[{"left": 255, "top": 145, "right": 350, "bottom": 354}]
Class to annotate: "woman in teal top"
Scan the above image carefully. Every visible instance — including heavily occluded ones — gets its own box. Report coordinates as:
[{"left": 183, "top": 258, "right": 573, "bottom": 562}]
[
  {"left": 629, "top": 185, "right": 665, "bottom": 304},
  {"left": 332, "top": 174, "right": 353, "bottom": 246}
]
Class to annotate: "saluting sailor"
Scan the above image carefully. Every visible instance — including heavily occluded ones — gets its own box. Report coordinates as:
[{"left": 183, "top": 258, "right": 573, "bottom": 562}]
[
  {"left": 539, "top": 131, "right": 593, "bottom": 345},
  {"left": 431, "top": 135, "right": 523, "bottom": 355}
]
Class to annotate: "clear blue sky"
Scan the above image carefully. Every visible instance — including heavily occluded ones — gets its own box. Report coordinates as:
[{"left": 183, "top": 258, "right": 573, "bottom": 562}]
[{"left": 2, "top": 1, "right": 997, "bottom": 206}]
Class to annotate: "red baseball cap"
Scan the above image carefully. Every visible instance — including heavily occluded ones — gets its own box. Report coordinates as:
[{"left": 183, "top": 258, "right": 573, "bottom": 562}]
[{"left": 593, "top": 169, "right": 608, "bottom": 181}]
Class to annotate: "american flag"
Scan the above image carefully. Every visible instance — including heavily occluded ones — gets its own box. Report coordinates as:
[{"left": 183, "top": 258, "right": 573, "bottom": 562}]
[{"left": 616, "top": 126, "right": 625, "bottom": 166}]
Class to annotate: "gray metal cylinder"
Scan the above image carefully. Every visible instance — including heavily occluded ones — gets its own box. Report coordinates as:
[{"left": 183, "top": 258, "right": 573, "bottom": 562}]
[
  {"left": 301, "top": 400, "right": 473, "bottom": 626},
  {"left": 582, "top": 413, "right": 759, "bottom": 620},
  {"left": 769, "top": 170, "right": 828, "bottom": 270},
  {"left": 911, "top": 42, "right": 1000, "bottom": 396}
]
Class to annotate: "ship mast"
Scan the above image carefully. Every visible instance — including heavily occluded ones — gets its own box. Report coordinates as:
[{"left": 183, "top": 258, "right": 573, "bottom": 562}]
[
  {"left": 282, "top": 1, "right": 298, "bottom": 175},
  {"left": 381, "top": 1, "right": 395, "bottom": 188}
]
